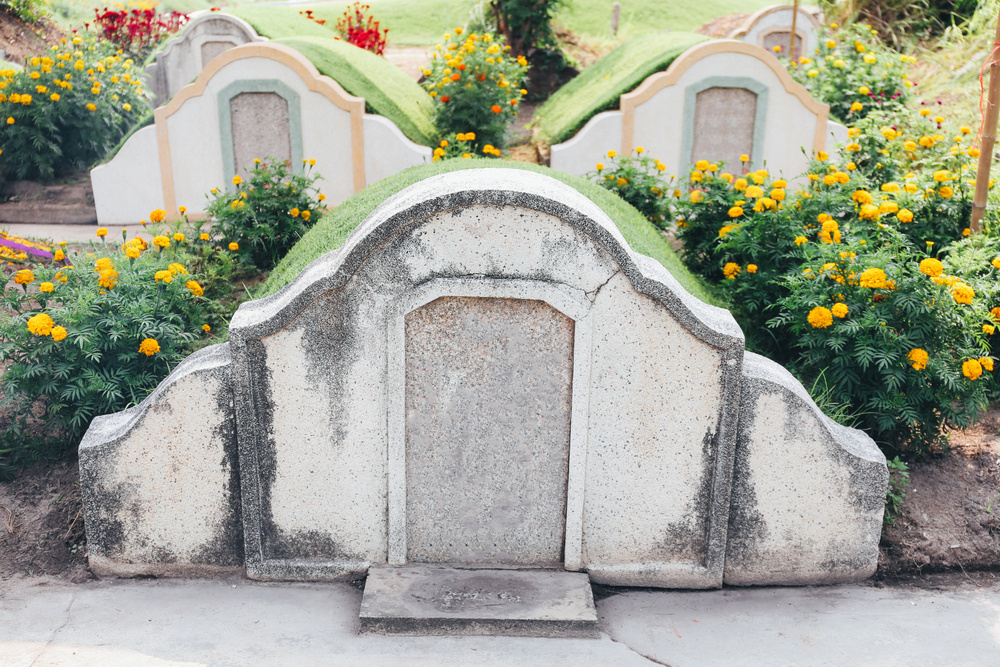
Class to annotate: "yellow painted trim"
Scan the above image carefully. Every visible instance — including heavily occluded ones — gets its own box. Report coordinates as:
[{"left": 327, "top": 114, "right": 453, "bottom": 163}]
[
  {"left": 728, "top": 4, "right": 821, "bottom": 42},
  {"left": 620, "top": 40, "right": 829, "bottom": 156},
  {"left": 155, "top": 42, "right": 368, "bottom": 222}
]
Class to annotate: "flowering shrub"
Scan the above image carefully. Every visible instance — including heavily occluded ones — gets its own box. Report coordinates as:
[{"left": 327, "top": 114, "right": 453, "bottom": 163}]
[
  {"left": 3, "top": 0, "right": 47, "bottom": 23},
  {"left": 431, "top": 131, "right": 503, "bottom": 161},
  {"left": 0, "top": 33, "right": 150, "bottom": 180},
  {"left": 587, "top": 148, "right": 673, "bottom": 227},
  {"left": 0, "top": 228, "right": 225, "bottom": 475},
  {"left": 423, "top": 27, "right": 528, "bottom": 150},
  {"left": 786, "top": 22, "right": 913, "bottom": 123},
  {"left": 666, "top": 104, "right": 993, "bottom": 455},
  {"left": 334, "top": 3, "right": 388, "bottom": 56},
  {"left": 93, "top": 3, "right": 188, "bottom": 62},
  {"left": 205, "top": 158, "right": 325, "bottom": 271}
]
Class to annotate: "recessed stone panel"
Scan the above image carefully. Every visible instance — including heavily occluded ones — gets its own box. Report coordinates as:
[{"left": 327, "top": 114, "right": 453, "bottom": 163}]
[
  {"left": 230, "top": 92, "right": 291, "bottom": 179},
  {"left": 691, "top": 86, "right": 757, "bottom": 167},
  {"left": 404, "top": 296, "right": 574, "bottom": 566},
  {"left": 200, "top": 40, "right": 233, "bottom": 67},
  {"left": 762, "top": 31, "right": 803, "bottom": 60}
]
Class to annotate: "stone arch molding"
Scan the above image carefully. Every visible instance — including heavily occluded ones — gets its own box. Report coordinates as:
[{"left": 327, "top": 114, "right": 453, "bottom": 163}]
[
  {"left": 550, "top": 40, "right": 848, "bottom": 182},
  {"left": 79, "top": 169, "right": 887, "bottom": 589},
  {"left": 91, "top": 41, "right": 431, "bottom": 224},
  {"left": 728, "top": 4, "right": 823, "bottom": 59}
]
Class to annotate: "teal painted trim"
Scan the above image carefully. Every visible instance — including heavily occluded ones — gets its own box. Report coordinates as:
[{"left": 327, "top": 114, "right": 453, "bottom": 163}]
[
  {"left": 218, "top": 79, "right": 303, "bottom": 189},
  {"left": 680, "top": 76, "right": 769, "bottom": 172}
]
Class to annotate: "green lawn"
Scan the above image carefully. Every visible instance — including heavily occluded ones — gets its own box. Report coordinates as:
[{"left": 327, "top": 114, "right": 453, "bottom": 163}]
[
  {"left": 259, "top": 158, "right": 722, "bottom": 308},
  {"left": 533, "top": 31, "right": 707, "bottom": 145}
]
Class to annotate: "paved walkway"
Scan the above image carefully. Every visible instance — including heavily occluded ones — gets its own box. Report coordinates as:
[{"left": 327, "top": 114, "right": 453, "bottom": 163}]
[{"left": 1, "top": 576, "right": 998, "bottom": 666}]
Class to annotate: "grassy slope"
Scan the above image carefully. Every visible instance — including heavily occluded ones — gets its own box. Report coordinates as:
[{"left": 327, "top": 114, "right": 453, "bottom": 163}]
[
  {"left": 274, "top": 36, "right": 436, "bottom": 145},
  {"left": 49, "top": 0, "right": 217, "bottom": 29},
  {"left": 227, "top": 5, "right": 337, "bottom": 40},
  {"left": 293, "top": 0, "right": 766, "bottom": 45},
  {"left": 534, "top": 31, "right": 707, "bottom": 145},
  {"left": 260, "top": 159, "right": 721, "bottom": 308}
]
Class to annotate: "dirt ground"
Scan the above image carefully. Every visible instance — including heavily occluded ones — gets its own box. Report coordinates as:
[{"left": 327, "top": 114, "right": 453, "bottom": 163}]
[{"left": 0, "top": 8, "right": 64, "bottom": 65}]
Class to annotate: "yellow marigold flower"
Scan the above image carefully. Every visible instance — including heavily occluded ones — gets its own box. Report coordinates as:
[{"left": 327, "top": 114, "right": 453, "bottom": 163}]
[
  {"left": 831, "top": 303, "right": 848, "bottom": 318},
  {"left": 794, "top": 236, "right": 808, "bottom": 246},
  {"left": 728, "top": 206, "right": 744, "bottom": 218},
  {"left": 229, "top": 242, "right": 239, "bottom": 251},
  {"left": 51, "top": 326, "right": 67, "bottom": 342},
  {"left": 97, "top": 268, "right": 118, "bottom": 289},
  {"left": 85, "top": 103, "right": 96, "bottom": 111},
  {"left": 847, "top": 162, "right": 857, "bottom": 171},
  {"left": 54, "top": 249, "right": 65, "bottom": 261},
  {"left": 690, "top": 171, "right": 703, "bottom": 183},
  {"left": 770, "top": 188, "right": 785, "bottom": 202},
  {"left": 881, "top": 182, "right": 900, "bottom": 193},
  {"left": 823, "top": 174, "right": 838, "bottom": 186},
  {"left": 39, "top": 281, "right": 54, "bottom": 293},
  {"left": 939, "top": 186, "right": 954, "bottom": 198},
  {"left": 740, "top": 154, "right": 750, "bottom": 162},
  {"left": 150, "top": 209, "right": 167, "bottom": 223},
  {"left": 983, "top": 357, "right": 996, "bottom": 372},
  {"left": 689, "top": 190, "right": 704, "bottom": 203},
  {"left": 852, "top": 190, "right": 873, "bottom": 205},
  {"left": 95, "top": 227, "right": 108, "bottom": 238},
  {"left": 904, "top": 183, "right": 919, "bottom": 193},
  {"left": 232, "top": 175, "right": 243, "bottom": 185},
  {"left": 14, "top": 269, "right": 35, "bottom": 285},
  {"left": 723, "top": 262, "right": 741, "bottom": 280},
  {"left": 878, "top": 201, "right": 898, "bottom": 215},
  {"left": 734, "top": 178, "right": 748, "bottom": 191},
  {"left": 817, "top": 151, "right": 829, "bottom": 161},
  {"left": 200, "top": 233, "right": 210, "bottom": 241},
  {"left": 27, "top": 313, "right": 55, "bottom": 336},
  {"left": 908, "top": 348, "right": 929, "bottom": 370},
  {"left": 139, "top": 338, "right": 160, "bottom": 356},
  {"left": 125, "top": 246, "right": 140, "bottom": 259},
  {"left": 850, "top": 102, "right": 863, "bottom": 112},
  {"left": 744, "top": 185, "right": 764, "bottom": 199},
  {"left": 607, "top": 150, "right": 616, "bottom": 158},
  {"left": 918, "top": 135, "right": 934, "bottom": 147},
  {"left": 963, "top": 358, "right": 983, "bottom": 380},
  {"left": 153, "top": 235, "right": 170, "bottom": 249},
  {"left": 962, "top": 227, "right": 971, "bottom": 236},
  {"left": 952, "top": 283, "right": 974, "bottom": 304},
  {"left": 991, "top": 307, "right": 1000, "bottom": 321},
  {"left": 595, "top": 162, "right": 604, "bottom": 171},
  {"left": 719, "top": 225, "right": 736, "bottom": 238},
  {"left": 807, "top": 306, "right": 833, "bottom": 328},
  {"left": 919, "top": 257, "right": 943, "bottom": 277},
  {"left": 186, "top": 280, "right": 204, "bottom": 297},
  {"left": 903, "top": 140, "right": 917, "bottom": 151},
  {"left": 173, "top": 232, "right": 185, "bottom": 242},
  {"left": 933, "top": 170, "right": 950, "bottom": 182},
  {"left": 983, "top": 325, "right": 996, "bottom": 335},
  {"left": 168, "top": 263, "right": 187, "bottom": 275},
  {"left": 154, "top": 270, "right": 172, "bottom": 284},
  {"left": 754, "top": 197, "right": 776, "bottom": 212},
  {"left": 858, "top": 267, "right": 887, "bottom": 289},
  {"left": 636, "top": 146, "right": 645, "bottom": 154},
  {"left": 694, "top": 159, "right": 710, "bottom": 171},
  {"left": 747, "top": 264, "right": 758, "bottom": 274},
  {"left": 95, "top": 257, "right": 114, "bottom": 272},
  {"left": 969, "top": 148, "right": 981, "bottom": 158},
  {"left": 617, "top": 177, "right": 629, "bottom": 186},
  {"left": 50, "top": 93, "right": 60, "bottom": 101},
  {"left": 202, "top": 324, "right": 211, "bottom": 332},
  {"left": 858, "top": 204, "right": 879, "bottom": 220}
]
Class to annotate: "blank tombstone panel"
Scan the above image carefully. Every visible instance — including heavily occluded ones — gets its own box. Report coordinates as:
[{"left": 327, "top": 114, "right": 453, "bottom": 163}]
[
  {"left": 230, "top": 92, "right": 291, "bottom": 179},
  {"left": 404, "top": 296, "right": 574, "bottom": 566},
  {"left": 691, "top": 87, "right": 757, "bottom": 168},
  {"left": 762, "top": 31, "right": 803, "bottom": 60},
  {"left": 200, "top": 40, "right": 233, "bottom": 67}
]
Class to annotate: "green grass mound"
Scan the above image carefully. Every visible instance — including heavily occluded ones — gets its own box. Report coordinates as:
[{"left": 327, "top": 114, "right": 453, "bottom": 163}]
[
  {"left": 273, "top": 36, "right": 436, "bottom": 146},
  {"left": 259, "top": 159, "right": 721, "bottom": 308},
  {"left": 228, "top": 6, "right": 336, "bottom": 41},
  {"left": 534, "top": 31, "right": 707, "bottom": 146}
]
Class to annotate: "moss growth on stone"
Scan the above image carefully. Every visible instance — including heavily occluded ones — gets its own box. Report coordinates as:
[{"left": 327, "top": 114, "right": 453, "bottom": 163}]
[
  {"left": 534, "top": 32, "right": 707, "bottom": 146},
  {"left": 259, "top": 159, "right": 722, "bottom": 308}
]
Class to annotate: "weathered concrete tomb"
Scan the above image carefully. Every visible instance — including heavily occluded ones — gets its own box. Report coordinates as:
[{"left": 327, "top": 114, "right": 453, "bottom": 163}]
[{"left": 80, "top": 170, "right": 888, "bottom": 614}]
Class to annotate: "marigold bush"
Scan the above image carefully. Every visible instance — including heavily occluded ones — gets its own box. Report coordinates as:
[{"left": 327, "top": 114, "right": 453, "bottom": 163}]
[
  {"left": 422, "top": 27, "right": 528, "bottom": 150},
  {"left": 204, "top": 157, "right": 325, "bottom": 271},
  {"left": 0, "top": 228, "right": 234, "bottom": 477},
  {"left": 587, "top": 148, "right": 673, "bottom": 227},
  {"left": 0, "top": 32, "right": 150, "bottom": 180}
]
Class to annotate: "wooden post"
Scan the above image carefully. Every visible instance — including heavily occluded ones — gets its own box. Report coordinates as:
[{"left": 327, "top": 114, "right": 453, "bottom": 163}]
[
  {"left": 611, "top": 2, "right": 620, "bottom": 37},
  {"left": 789, "top": 0, "right": 800, "bottom": 60},
  {"left": 971, "top": 9, "right": 1000, "bottom": 233}
]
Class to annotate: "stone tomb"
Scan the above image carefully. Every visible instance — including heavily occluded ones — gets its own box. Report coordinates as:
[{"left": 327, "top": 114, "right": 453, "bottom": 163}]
[
  {"left": 549, "top": 40, "right": 848, "bottom": 181},
  {"left": 729, "top": 4, "right": 823, "bottom": 61},
  {"left": 81, "top": 169, "right": 887, "bottom": 633},
  {"left": 92, "top": 42, "right": 431, "bottom": 225},
  {"left": 144, "top": 13, "right": 265, "bottom": 108}
]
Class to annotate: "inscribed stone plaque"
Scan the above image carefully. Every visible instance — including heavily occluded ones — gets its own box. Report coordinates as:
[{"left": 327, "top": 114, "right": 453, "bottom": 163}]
[
  {"left": 762, "top": 31, "right": 803, "bottom": 60},
  {"left": 230, "top": 92, "right": 291, "bottom": 180},
  {"left": 404, "top": 297, "right": 574, "bottom": 566},
  {"left": 691, "top": 87, "right": 757, "bottom": 169},
  {"left": 200, "top": 40, "right": 232, "bottom": 67}
]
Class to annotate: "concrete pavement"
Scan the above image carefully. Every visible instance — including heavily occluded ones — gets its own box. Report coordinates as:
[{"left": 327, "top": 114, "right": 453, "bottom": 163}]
[{"left": 1, "top": 575, "right": 999, "bottom": 666}]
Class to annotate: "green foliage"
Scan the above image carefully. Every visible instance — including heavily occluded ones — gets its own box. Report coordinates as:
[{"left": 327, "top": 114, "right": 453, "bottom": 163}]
[
  {"left": 554, "top": 0, "right": 769, "bottom": 38},
  {"left": 884, "top": 456, "right": 910, "bottom": 524},
  {"left": 785, "top": 23, "right": 913, "bottom": 124},
  {"left": 422, "top": 28, "right": 527, "bottom": 149},
  {"left": 534, "top": 31, "right": 706, "bottom": 145},
  {"left": 1, "top": 0, "right": 47, "bottom": 23},
  {"left": 486, "top": 0, "right": 563, "bottom": 56},
  {"left": 586, "top": 148, "right": 674, "bottom": 227},
  {"left": 272, "top": 35, "right": 436, "bottom": 146},
  {"left": 829, "top": 0, "right": 978, "bottom": 44},
  {"left": 0, "top": 231, "right": 230, "bottom": 477},
  {"left": 0, "top": 33, "right": 151, "bottom": 181},
  {"left": 258, "top": 158, "right": 722, "bottom": 309},
  {"left": 205, "top": 158, "right": 325, "bottom": 271}
]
